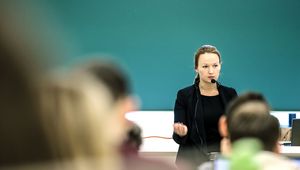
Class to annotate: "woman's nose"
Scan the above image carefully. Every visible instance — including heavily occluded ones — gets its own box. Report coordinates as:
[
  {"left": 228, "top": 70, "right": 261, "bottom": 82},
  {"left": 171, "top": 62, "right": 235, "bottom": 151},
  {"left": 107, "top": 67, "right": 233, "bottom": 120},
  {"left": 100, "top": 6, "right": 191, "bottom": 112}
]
[{"left": 208, "top": 67, "right": 214, "bottom": 74}]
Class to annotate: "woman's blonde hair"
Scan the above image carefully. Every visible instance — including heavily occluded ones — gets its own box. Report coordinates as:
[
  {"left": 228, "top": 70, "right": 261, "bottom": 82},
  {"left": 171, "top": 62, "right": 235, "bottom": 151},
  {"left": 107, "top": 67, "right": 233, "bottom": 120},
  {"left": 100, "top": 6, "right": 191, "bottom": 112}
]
[{"left": 194, "top": 45, "right": 221, "bottom": 69}]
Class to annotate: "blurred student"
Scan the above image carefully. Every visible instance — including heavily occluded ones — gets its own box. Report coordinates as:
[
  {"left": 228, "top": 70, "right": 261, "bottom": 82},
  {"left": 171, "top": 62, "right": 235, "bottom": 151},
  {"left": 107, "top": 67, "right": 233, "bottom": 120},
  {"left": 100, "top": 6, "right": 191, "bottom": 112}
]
[
  {"left": 0, "top": 33, "right": 54, "bottom": 169},
  {"left": 1, "top": 1, "right": 135, "bottom": 169},
  {"left": 199, "top": 92, "right": 300, "bottom": 170},
  {"left": 0, "top": 3, "right": 56, "bottom": 168},
  {"left": 41, "top": 60, "right": 140, "bottom": 170},
  {"left": 76, "top": 60, "right": 176, "bottom": 170}
]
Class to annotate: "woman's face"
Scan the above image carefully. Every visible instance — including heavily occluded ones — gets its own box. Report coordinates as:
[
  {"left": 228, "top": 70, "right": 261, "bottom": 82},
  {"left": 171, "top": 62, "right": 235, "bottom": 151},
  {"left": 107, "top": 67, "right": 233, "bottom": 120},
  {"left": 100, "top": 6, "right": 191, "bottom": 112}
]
[{"left": 195, "top": 53, "right": 221, "bottom": 84}]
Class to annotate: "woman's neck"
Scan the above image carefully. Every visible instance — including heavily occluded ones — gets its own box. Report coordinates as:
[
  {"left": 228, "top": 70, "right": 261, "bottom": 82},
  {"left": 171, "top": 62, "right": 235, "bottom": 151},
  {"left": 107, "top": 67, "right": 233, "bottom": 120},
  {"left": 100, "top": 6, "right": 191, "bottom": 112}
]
[
  {"left": 199, "top": 81, "right": 217, "bottom": 91},
  {"left": 199, "top": 81, "right": 219, "bottom": 96}
]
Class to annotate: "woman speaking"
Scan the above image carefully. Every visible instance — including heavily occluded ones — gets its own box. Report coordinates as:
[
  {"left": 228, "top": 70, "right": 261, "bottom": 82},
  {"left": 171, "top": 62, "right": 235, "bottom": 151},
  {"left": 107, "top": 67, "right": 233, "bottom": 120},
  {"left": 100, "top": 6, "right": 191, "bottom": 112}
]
[{"left": 173, "top": 45, "right": 237, "bottom": 168}]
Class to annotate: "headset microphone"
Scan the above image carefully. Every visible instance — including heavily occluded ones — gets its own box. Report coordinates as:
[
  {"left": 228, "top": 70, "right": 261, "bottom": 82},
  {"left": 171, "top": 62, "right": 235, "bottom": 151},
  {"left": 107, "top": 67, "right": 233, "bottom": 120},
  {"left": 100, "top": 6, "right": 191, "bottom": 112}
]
[{"left": 211, "top": 79, "right": 216, "bottom": 83}]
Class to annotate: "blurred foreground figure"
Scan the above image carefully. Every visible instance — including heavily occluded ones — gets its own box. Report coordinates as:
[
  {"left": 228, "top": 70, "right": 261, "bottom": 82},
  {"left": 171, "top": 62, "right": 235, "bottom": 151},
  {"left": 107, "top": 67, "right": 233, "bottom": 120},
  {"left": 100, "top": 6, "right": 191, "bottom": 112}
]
[
  {"left": 73, "top": 60, "right": 176, "bottom": 170},
  {"left": 0, "top": 1, "right": 56, "bottom": 168},
  {"left": 198, "top": 92, "right": 300, "bottom": 170},
  {"left": 0, "top": 24, "right": 53, "bottom": 168},
  {"left": 0, "top": 1, "right": 133, "bottom": 169},
  {"left": 41, "top": 60, "right": 138, "bottom": 170}
]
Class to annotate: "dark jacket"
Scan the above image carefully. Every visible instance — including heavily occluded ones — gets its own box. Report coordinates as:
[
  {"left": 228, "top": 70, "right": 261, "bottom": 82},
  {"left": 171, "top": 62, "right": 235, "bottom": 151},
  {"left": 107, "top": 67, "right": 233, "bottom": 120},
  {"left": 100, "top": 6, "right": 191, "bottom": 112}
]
[{"left": 173, "top": 82, "right": 237, "bottom": 166}]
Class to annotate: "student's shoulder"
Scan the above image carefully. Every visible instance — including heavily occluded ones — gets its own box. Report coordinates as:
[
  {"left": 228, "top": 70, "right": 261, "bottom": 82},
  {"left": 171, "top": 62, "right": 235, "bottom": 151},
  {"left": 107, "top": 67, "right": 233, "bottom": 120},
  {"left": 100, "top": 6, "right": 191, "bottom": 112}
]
[
  {"left": 198, "top": 156, "right": 229, "bottom": 170},
  {"left": 256, "top": 151, "right": 300, "bottom": 169},
  {"left": 198, "top": 161, "right": 214, "bottom": 170}
]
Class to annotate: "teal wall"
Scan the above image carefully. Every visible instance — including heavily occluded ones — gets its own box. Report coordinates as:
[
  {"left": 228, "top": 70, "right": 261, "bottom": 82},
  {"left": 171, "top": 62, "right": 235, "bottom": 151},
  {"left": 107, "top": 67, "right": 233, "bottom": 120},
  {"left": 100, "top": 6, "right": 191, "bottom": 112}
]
[{"left": 45, "top": 0, "right": 300, "bottom": 110}]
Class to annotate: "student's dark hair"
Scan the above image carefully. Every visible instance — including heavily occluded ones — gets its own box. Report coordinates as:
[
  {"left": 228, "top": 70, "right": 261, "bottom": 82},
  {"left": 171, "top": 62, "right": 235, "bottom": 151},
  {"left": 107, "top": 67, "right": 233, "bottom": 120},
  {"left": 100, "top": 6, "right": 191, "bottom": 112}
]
[
  {"left": 229, "top": 114, "right": 280, "bottom": 152},
  {"left": 225, "top": 92, "right": 269, "bottom": 123},
  {"left": 225, "top": 92, "right": 280, "bottom": 151},
  {"left": 83, "top": 61, "right": 131, "bottom": 101}
]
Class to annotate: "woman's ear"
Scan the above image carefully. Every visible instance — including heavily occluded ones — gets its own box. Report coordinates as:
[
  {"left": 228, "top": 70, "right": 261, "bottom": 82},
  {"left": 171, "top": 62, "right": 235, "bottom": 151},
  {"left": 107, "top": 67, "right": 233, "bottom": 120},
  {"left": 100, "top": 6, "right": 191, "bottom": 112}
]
[{"left": 219, "top": 115, "right": 228, "bottom": 138}]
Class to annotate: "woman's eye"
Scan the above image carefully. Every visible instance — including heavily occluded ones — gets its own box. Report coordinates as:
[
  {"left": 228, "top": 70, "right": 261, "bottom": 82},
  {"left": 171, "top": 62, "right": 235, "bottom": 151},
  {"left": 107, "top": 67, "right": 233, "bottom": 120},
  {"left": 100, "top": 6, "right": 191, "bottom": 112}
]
[
  {"left": 202, "top": 66, "right": 208, "bottom": 68},
  {"left": 213, "top": 64, "right": 219, "bottom": 68}
]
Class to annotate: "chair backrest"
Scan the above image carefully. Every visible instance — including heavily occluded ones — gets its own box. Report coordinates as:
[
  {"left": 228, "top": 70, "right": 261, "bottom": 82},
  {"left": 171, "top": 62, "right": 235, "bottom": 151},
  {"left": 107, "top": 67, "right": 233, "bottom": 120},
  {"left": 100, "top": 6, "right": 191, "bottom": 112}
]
[{"left": 291, "top": 119, "right": 300, "bottom": 146}]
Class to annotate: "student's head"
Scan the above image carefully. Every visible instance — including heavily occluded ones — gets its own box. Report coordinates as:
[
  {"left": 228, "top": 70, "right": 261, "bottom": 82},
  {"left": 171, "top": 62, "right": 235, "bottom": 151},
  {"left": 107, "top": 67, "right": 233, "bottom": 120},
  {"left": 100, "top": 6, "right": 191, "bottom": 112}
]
[
  {"left": 42, "top": 68, "right": 125, "bottom": 169},
  {"left": 219, "top": 92, "right": 280, "bottom": 152},
  {"left": 44, "top": 59, "right": 136, "bottom": 157},
  {"left": 83, "top": 61, "right": 130, "bottom": 100},
  {"left": 225, "top": 92, "right": 270, "bottom": 124},
  {"left": 229, "top": 113, "right": 280, "bottom": 152},
  {"left": 74, "top": 60, "right": 137, "bottom": 131},
  {"left": 194, "top": 45, "right": 222, "bottom": 84}
]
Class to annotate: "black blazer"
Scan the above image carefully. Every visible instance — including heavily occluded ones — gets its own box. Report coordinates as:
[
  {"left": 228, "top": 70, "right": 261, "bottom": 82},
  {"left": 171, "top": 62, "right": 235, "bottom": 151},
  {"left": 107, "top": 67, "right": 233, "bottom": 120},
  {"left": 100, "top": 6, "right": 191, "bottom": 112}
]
[{"left": 173, "top": 82, "right": 237, "bottom": 165}]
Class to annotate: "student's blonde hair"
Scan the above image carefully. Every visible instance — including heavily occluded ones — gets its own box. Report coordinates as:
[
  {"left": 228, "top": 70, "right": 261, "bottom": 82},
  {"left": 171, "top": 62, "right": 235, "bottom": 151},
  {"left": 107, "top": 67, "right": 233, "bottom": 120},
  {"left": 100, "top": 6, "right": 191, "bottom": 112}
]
[{"left": 41, "top": 72, "right": 123, "bottom": 170}]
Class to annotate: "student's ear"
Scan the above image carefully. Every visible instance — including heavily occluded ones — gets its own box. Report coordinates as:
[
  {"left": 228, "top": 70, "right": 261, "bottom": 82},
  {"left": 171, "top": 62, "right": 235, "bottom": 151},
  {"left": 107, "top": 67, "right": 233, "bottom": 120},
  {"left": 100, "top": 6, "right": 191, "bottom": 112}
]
[
  {"left": 124, "top": 96, "right": 138, "bottom": 113},
  {"left": 219, "top": 115, "right": 228, "bottom": 138},
  {"left": 118, "top": 96, "right": 138, "bottom": 121},
  {"left": 274, "top": 140, "right": 281, "bottom": 154},
  {"left": 114, "top": 96, "right": 138, "bottom": 133}
]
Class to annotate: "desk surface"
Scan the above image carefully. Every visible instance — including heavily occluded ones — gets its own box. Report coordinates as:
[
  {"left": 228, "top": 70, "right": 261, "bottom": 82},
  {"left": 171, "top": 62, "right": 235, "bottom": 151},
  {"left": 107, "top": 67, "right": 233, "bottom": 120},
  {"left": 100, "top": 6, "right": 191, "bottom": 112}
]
[
  {"left": 140, "top": 137, "right": 300, "bottom": 157},
  {"left": 126, "top": 111, "right": 300, "bottom": 156},
  {"left": 281, "top": 146, "right": 300, "bottom": 157}
]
